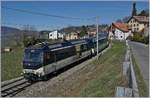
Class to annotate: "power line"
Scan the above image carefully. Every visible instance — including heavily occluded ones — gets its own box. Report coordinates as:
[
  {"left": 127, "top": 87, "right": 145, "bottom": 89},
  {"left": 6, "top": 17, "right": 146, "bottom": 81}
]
[
  {"left": 2, "top": 22, "right": 52, "bottom": 27},
  {"left": 2, "top": 6, "right": 96, "bottom": 21},
  {"left": 1, "top": 22, "right": 64, "bottom": 31}
]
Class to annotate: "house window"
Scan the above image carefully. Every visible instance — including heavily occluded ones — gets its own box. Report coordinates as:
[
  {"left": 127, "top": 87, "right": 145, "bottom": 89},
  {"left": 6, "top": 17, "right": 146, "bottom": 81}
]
[
  {"left": 137, "top": 24, "right": 139, "bottom": 26},
  {"left": 134, "top": 28, "right": 136, "bottom": 31},
  {"left": 121, "top": 36, "right": 122, "bottom": 38},
  {"left": 134, "top": 24, "right": 135, "bottom": 27},
  {"left": 137, "top": 28, "right": 139, "bottom": 31}
]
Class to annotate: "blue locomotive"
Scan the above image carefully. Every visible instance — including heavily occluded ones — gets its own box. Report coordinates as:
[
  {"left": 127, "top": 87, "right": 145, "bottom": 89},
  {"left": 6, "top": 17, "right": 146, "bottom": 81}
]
[{"left": 23, "top": 33, "right": 109, "bottom": 81}]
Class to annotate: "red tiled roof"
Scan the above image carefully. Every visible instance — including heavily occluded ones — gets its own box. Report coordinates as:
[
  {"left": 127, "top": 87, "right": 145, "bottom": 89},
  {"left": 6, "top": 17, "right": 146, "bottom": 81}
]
[
  {"left": 133, "top": 16, "right": 149, "bottom": 23},
  {"left": 112, "top": 23, "right": 129, "bottom": 32}
]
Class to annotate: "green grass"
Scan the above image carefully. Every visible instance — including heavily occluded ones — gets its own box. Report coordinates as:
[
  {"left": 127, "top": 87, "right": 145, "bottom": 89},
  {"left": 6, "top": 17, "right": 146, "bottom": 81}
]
[
  {"left": 131, "top": 54, "right": 149, "bottom": 97},
  {"left": 79, "top": 41, "right": 127, "bottom": 96},
  {"left": 1, "top": 47, "right": 24, "bottom": 81}
]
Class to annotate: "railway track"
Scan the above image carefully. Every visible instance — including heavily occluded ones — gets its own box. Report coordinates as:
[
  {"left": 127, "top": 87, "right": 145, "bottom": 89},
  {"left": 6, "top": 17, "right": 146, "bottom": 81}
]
[{"left": 1, "top": 77, "right": 32, "bottom": 97}]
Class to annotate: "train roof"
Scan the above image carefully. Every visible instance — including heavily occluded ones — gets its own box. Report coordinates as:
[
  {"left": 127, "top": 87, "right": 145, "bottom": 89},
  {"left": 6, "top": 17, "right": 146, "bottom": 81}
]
[
  {"left": 27, "top": 41, "right": 71, "bottom": 50},
  {"left": 69, "top": 39, "right": 87, "bottom": 45}
]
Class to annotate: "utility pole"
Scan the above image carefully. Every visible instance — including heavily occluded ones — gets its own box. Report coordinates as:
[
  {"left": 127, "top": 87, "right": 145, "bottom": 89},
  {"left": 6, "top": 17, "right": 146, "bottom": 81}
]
[{"left": 96, "top": 16, "right": 99, "bottom": 59}]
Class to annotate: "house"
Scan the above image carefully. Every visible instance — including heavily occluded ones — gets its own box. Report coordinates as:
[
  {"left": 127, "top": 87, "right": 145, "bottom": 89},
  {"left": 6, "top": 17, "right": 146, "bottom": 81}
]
[
  {"left": 2, "top": 47, "right": 12, "bottom": 52},
  {"left": 108, "top": 22, "right": 132, "bottom": 40},
  {"left": 39, "top": 30, "right": 64, "bottom": 39},
  {"left": 39, "top": 31, "right": 50, "bottom": 39},
  {"left": 65, "top": 32, "right": 79, "bottom": 40},
  {"left": 127, "top": 16, "right": 149, "bottom": 33},
  {"left": 88, "top": 31, "right": 96, "bottom": 37},
  {"left": 49, "top": 30, "right": 64, "bottom": 39}
]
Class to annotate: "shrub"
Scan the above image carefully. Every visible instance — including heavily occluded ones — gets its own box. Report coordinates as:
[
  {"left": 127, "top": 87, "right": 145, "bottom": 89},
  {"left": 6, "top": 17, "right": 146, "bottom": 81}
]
[
  {"left": 23, "top": 37, "right": 37, "bottom": 47},
  {"left": 143, "top": 36, "right": 149, "bottom": 44},
  {"left": 131, "top": 33, "right": 149, "bottom": 44}
]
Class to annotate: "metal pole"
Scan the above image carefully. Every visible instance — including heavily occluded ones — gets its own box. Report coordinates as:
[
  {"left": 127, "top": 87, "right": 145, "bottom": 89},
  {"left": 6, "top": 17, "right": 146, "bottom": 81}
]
[{"left": 96, "top": 16, "right": 99, "bottom": 58}]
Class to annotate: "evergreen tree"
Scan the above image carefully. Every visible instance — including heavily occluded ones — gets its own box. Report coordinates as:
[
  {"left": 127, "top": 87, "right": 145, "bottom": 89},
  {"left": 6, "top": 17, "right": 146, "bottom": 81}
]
[{"left": 138, "top": 10, "right": 149, "bottom": 16}]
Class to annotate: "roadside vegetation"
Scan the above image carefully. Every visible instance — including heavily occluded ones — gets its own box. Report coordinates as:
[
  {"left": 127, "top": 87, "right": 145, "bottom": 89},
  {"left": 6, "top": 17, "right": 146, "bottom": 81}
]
[
  {"left": 129, "top": 33, "right": 149, "bottom": 44},
  {"left": 1, "top": 47, "right": 24, "bottom": 81},
  {"left": 131, "top": 54, "right": 149, "bottom": 97}
]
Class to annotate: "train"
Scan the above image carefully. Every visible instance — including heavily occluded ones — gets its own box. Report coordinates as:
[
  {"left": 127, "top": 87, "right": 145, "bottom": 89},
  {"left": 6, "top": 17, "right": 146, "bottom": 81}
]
[{"left": 22, "top": 33, "right": 109, "bottom": 81}]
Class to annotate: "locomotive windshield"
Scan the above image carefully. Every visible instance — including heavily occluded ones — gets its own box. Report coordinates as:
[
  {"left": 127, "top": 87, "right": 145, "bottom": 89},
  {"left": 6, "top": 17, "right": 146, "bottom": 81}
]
[{"left": 24, "top": 50, "right": 43, "bottom": 62}]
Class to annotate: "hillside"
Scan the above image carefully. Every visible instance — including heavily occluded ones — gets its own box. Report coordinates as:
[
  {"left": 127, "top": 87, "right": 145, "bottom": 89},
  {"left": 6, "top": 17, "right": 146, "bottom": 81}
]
[
  {"left": 1, "top": 26, "right": 39, "bottom": 48},
  {"left": 59, "top": 24, "right": 109, "bottom": 33},
  {"left": 1, "top": 26, "right": 22, "bottom": 48}
]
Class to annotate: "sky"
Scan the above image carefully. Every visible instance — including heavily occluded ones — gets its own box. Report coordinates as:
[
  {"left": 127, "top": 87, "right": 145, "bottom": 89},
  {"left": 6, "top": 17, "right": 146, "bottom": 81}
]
[{"left": 1, "top": 1, "right": 149, "bottom": 31}]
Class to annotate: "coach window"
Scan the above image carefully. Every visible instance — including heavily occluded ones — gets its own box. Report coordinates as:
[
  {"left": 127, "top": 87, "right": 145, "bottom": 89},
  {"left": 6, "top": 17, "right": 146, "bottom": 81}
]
[
  {"left": 44, "top": 52, "right": 54, "bottom": 64},
  {"left": 134, "top": 28, "right": 136, "bottom": 32},
  {"left": 46, "top": 53, "right": 50, "bottom": 59},
  {"left": 82, "top": 44, "right": 87, "bottom": 51}
]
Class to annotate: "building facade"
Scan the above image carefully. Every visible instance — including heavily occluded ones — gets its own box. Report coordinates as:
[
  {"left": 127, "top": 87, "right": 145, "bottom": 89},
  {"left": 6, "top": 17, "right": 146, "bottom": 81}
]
[
  {"left": 39, "top": 31, "right": 49, "bottom": 39},
  {"left": 48, "top": 30, "right": 64, "bottom": 39},
  {"left": 65, "top": 32, "right": 79, "bottom": 40},
  {"left": 88, "top": 31, "right": 96, "bottom": 37},
  {"left": 109, "top": 23, "right": 132, "bottom": 40},
  {"left": 127, "top": 16, "right": 149, "bottom": 33}
]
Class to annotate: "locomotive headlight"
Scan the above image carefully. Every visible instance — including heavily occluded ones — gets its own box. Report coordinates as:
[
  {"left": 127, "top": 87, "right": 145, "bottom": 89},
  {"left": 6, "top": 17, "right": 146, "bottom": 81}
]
[
  {"left": 35, "top": 72, "right": 41, "bottom": 77},
  {"left": 38, "top": 73, "right": 41, "bottom": 77},
  {"left": 23, "top": 70, "right": 27, "bottom": 73}
]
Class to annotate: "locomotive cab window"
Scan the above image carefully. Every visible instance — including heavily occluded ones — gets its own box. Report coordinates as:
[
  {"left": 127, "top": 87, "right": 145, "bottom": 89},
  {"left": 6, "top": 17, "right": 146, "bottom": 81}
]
[
  {"left": 23, "top": 50, "right": 43, "bottom": 69},
  {"left": 24, "top": 50, "right": 43, "bottom": 62}
]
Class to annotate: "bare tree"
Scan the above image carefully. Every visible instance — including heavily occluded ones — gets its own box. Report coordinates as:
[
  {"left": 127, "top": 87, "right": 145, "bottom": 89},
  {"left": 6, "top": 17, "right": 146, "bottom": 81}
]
[{"left": 21, "top": 25, "right": 38, "bottom": 47}]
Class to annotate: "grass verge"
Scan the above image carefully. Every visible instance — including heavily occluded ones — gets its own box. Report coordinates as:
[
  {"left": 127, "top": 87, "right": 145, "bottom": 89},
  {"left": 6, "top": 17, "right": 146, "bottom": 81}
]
[
  {"left": 75, "top": 41, "right": 127, "bottom": 96},
  {"left": 1, "top": 47, "right": 23, "bottom": 81},
  {"left": 131, "top": 54, "right": 149, "bottom": 97}
]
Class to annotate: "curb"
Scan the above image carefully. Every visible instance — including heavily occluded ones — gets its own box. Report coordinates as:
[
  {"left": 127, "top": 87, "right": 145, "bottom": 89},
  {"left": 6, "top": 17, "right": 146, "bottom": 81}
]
[{"left": 116, "top": 40, "right": 139, "bottom": 97}]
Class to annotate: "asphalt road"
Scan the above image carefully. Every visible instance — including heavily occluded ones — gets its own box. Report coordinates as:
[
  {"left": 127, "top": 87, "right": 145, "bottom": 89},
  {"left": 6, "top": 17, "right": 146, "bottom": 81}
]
[{"left": 128, "top": 41, "right": 149, "bottom": 87}]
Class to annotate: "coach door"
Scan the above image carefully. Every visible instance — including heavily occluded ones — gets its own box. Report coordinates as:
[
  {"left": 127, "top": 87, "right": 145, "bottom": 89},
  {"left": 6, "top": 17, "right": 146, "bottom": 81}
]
[
  {"left": 44, "top": 52, "right": 56, "bottom": 74},
  {"left": 75, "top": 44, "right": 82, "bottom": 58}
]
